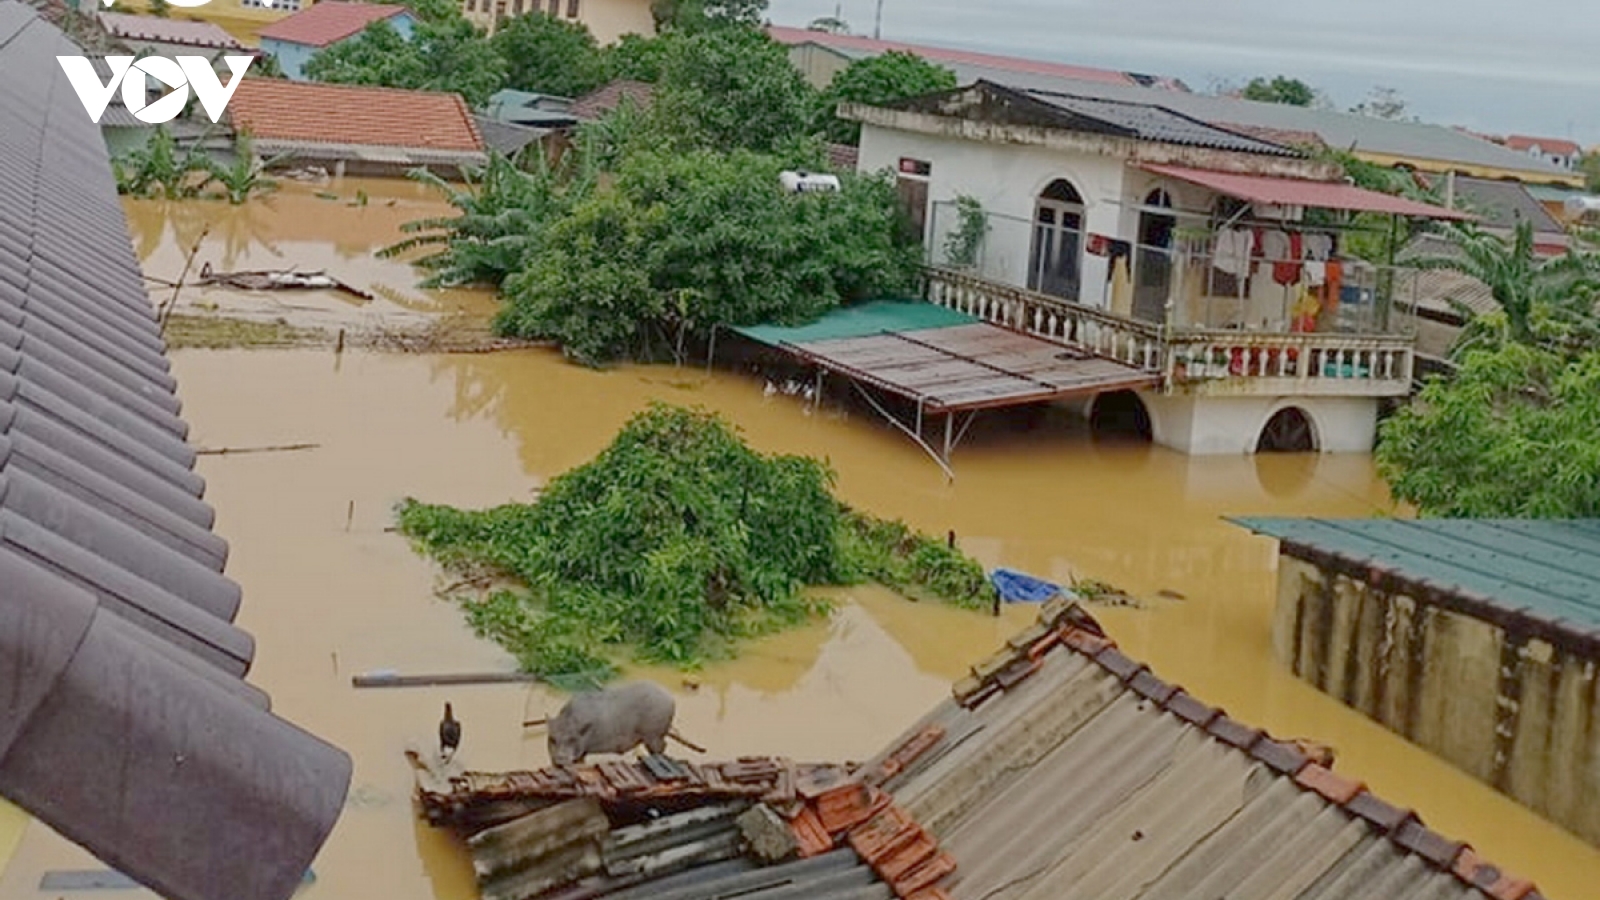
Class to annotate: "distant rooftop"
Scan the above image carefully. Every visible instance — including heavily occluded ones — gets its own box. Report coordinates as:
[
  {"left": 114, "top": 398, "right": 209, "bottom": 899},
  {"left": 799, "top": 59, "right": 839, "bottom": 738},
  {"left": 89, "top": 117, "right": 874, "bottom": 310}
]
[
  {"left": 766, "top": 24, "right": 1142, "bottom": 87},
  {"left": 256, "top": 0, "right": 408, "bottom": 47},
  {"left": 570, "top": 79, "right": 654, "bottom": 122},
  {"left": 228, "top": 79, "right": 483, "bottom": 153},
  {"left": 98, "top": 11, "right": 244, "bottom": 49},
  {"left": 1504, "top": 134, "right": 1582, "bottom": 157}
]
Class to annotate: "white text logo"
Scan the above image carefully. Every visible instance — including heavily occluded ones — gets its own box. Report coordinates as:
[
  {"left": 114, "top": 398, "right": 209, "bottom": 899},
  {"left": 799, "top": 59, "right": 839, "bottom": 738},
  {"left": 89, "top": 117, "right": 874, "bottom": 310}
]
[{"left": 57, "top": 55, "right": 254, "bottom": 124}]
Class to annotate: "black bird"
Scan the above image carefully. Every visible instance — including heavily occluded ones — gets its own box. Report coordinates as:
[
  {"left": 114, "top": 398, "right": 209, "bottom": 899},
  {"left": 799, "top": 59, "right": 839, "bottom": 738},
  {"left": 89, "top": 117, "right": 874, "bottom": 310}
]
[{"left": 439, "top": 702, "right": 461, "bottom": 761}]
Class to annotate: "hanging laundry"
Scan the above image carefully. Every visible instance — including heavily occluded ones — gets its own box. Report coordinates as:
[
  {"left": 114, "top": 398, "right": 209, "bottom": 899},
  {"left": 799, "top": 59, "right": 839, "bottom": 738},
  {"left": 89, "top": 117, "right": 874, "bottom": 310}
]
[
  {"left": 1274, "top": 233, "right": 1304, "bottom": 286},
  {"left": 1304, "top": 259, "right": 1327, "bottom": 287},
  {"left": 1306, "top": 233, "right": 1334, "bottom": 261},
  {"left": 1291, "top": 285, "right": 1320, "bottom": 333},
  {"left": 1213, "top": 228, "right": 1252, "bottom": 277},
  {"left": 1086, "top": 234, "right": 1112, "bottom": 256}
]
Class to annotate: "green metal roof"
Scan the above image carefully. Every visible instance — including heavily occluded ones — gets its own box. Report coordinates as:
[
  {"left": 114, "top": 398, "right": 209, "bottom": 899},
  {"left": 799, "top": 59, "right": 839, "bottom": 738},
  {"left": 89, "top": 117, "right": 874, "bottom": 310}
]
[
  {"left": 732, "top": 300, "right": 978, "bottom": 346},
  {"left": 1232, "top": 517, "right": 1600, "bottom": 631}
]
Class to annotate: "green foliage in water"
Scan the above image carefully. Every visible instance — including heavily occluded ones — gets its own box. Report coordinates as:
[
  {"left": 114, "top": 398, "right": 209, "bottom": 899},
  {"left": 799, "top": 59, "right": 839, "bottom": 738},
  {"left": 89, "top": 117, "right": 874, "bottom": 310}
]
[
  {"left": 1377, "top": 343, "right": 1600, "bottom": 518},
  {"left": 396, "top": 404, "right": 995, "bottom": 680}
]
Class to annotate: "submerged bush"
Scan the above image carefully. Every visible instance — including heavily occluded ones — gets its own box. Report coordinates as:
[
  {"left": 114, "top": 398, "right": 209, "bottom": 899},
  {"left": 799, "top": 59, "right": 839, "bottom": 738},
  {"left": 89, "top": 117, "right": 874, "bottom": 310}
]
[{"left": 397, "top": 404, "right": 995, "bottom": 680}]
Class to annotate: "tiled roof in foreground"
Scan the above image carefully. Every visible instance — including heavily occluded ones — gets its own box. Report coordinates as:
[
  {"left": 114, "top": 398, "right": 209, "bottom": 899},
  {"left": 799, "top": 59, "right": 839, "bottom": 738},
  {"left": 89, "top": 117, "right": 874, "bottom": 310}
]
[
  {"left": 864, "top": 599, "right": 1543, "bottom": 900},
  {"left": 0, "top": 5, "right": 351, "bottom": 900},
  {"left": 422, "top": 598, "right": 1542, "bottom": 900}
]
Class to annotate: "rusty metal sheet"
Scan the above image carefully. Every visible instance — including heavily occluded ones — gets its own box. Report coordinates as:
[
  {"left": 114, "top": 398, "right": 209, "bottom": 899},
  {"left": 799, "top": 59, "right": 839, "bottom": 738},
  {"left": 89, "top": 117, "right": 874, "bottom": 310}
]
[{"left": 791, "top": 322, "right": 1158, "bottom": 413}]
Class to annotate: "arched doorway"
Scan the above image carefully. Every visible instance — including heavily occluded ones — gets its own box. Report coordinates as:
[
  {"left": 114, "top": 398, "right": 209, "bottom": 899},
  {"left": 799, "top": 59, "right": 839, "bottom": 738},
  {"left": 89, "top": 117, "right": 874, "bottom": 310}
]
[
  {"left": 1133, "top": 188, "right": 1175, "bottom": 324},
  {"left": 1090, "top": 390, "right": 1153, "bottom": 441},
  {"left": 1028, "top": 179, "right": 1084, "bottom": 302},
  {"left": 1257, "top": 407, "right": 1318, "bottom": 453}
]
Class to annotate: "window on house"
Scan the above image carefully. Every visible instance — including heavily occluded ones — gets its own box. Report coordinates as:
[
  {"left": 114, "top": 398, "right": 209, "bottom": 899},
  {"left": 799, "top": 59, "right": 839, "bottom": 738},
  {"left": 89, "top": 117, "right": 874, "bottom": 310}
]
[
  {"left": 547, "top": 0, "right": 559, "bottom": 13},
  {"left": 1028, "top": 179, "right": 1084, "bottom": 302},
  {"left": 566, "top": 0, "right": 579, "bottom": 16}
]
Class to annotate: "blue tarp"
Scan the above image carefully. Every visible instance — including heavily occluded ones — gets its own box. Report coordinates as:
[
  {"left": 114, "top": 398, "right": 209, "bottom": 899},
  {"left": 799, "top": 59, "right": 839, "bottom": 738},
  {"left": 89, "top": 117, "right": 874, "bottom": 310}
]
[{"left": 991, "top": 568, "right": 1063, "bottom": 604}]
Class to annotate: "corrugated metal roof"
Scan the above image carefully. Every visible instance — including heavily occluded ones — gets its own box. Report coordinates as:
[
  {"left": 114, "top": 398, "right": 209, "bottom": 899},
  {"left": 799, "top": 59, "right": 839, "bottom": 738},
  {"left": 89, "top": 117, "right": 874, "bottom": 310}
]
[
  {"left": 1024, "top": 90, "right": 1298, "bottom": 156},
  {"left": 861, "top": 599, "right": 1543, "bottom": 900},
  {"left": 855, "top": 58, "right": 1571, "bottom": 181},
  {"left": 1421, "top": 175, "right": 1567, "bottom": 234},
  {"left": 1233, "top": 517, "right": 1600, "bottom": 635},
  {"left": 0, "top": 5, "right": 351, "bottom": 900},
  {"left": 1143, "top": 164, "right": 1474, "bottom": 219}
]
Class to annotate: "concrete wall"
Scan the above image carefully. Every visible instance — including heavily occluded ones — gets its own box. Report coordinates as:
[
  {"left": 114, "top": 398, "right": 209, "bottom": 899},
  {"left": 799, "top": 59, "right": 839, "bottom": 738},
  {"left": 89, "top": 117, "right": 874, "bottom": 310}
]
[
  {"left": 787, "top": 43, "right": 849, "bottom": 89},
  {"left": 1138, "top": 392, "right": 1377, "bottom": 455},
  {"left": 466, "top": 0, "right": 653, "bottom": 44},
  {"left": 1273, "top": 557, "right": 1600, "bottom": 845}
]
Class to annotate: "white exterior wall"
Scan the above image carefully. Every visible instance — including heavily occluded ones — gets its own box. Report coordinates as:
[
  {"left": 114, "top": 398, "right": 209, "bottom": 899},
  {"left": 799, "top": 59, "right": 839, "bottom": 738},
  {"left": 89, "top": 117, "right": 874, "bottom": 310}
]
[
  {"left": 1139, "top": 392, "right": 1378, "bottom": 455},
  {"left": 860, "top": 123, "right": 1127, "bottom": 308},
  {"left": 858, "top": 122, "right": 1225, "bottom": 312}
]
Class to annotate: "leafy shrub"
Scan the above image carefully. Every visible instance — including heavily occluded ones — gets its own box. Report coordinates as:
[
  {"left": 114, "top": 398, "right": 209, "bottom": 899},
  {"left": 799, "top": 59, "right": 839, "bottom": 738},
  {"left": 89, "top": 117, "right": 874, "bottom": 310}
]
[{"left": 397, "top": 404, "right": 996, "bottom": 679}]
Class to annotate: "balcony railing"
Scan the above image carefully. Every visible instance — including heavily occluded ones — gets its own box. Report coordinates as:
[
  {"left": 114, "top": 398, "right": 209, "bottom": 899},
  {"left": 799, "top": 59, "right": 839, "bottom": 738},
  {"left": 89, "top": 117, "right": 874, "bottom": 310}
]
[
  {"left": 923, "top": 267, "right": 1164, "bottom": 370},
  {"left": 922, "top": 266, "right": 1415, "bottom": 397}
]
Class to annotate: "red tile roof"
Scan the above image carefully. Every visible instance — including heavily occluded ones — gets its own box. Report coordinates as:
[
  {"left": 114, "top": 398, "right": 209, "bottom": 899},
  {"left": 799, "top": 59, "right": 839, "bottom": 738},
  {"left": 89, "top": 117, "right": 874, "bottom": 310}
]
[
  {"left": 1504, "top": 134, "right": 1582, "bottom": 157},
  {"left": 766, "top": 24, "right": 1136, "bottom": 86},
  {"left": 255, "top": 1, "right": 409, "bottom": 48},
  {"left": 98, "top": 12, "right": 246, "bottom": 50},
  {"left": 569, "top": 79, "right": 654, "bottom": 121},
  {"left": 228, "top": 79, "right": 483, "bottom": 152}
]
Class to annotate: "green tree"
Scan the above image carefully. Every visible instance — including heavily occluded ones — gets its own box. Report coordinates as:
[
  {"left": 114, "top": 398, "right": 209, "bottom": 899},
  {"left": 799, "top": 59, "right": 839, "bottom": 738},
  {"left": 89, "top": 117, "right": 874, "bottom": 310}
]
[
  {"left": 1581, "top": 152, "right": 1600, "bottom": 193},
  {"left": 383, "top": 150, "right": 595, "bottom": 287},
  {"left": 112, "top": 126, "right": 211, "bottom": 199},
  {"left": 815, "top": 50, "right": 955, "bottom": 144},
  {"left": 201, "top": 132, "right": 287, "bottom": 204},
  {"left": 1377, "top": 343, "right": 1600, "bottom": 518},
  {"left": 1239, "top": 75, "right": 1317, "bottom": 107},
  {"left": 647, "top": 25, "right": 814, "bottom": 153},
  {"left": 304, "top": 15, "right": 506, "bottom": 107},
  {"left": 250, "top": 53, "right": 286, "bottom": 79},
  {"left": 490, "top": 13, "right": 606, "bottom": 98},
  {"left": 1403, "top": 221, "right": 1600, "bottom": 353},
  {"left": 147, "top": 0, "right": 170, "bottom": 17},
  {"left": 599, "top": 32, "right": 672, "bottom": 83},
  {"left": 496, "top": 148, "right": 919, "bottom": 364}
]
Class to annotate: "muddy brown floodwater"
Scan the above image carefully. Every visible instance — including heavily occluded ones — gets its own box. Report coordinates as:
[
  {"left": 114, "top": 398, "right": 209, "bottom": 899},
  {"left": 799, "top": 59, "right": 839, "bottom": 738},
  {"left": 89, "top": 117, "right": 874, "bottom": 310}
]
[{"left": 4, "top": 184, "right": 1598, "bottom": 900}]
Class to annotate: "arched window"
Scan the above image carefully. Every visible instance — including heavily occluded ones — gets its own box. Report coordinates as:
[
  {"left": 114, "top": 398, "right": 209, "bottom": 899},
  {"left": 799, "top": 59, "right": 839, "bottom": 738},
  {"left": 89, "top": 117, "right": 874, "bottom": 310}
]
[{"left": 1028, "top": 179, "right": 1085, "bottom": 301}]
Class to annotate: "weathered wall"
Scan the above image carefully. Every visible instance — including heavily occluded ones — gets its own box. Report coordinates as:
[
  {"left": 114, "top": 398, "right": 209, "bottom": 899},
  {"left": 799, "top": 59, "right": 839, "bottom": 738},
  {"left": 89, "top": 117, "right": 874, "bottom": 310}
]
[{"left": 1273, "top": 556, "right": 1600, "bottom": 845}]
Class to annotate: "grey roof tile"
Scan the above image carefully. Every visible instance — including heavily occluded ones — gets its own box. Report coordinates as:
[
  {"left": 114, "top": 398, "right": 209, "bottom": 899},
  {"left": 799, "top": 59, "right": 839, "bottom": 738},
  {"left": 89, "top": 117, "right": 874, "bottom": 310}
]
[{"left": 0, "top": 4, "right": 350, "bottom": 900}]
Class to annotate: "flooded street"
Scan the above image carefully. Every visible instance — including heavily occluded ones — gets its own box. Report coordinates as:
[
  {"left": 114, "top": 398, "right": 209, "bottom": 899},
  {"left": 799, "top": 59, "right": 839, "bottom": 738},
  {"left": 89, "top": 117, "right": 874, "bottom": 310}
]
[{"left": 4, "top": 184, "right": 1597, "bottom": 900}]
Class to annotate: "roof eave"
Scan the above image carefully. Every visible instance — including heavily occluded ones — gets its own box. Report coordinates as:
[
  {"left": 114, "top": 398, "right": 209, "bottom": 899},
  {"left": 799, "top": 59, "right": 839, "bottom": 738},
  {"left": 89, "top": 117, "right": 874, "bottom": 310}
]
[{"left": 843, "top": 101, "right": 1340, "bottom": 180}]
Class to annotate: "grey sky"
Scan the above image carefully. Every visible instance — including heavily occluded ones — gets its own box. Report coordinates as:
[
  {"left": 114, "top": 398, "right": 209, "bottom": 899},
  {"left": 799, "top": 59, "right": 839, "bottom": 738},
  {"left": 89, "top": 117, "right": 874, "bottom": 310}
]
[{"left": 768, "top": 0, "right": 1600, "bottom": 148}]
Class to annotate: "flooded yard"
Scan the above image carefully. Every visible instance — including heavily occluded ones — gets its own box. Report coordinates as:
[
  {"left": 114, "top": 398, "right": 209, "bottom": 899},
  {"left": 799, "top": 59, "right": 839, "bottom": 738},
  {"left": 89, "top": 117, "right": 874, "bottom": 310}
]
[{"left": 3, "top": 182, "right": 1597, "bottom": 900}]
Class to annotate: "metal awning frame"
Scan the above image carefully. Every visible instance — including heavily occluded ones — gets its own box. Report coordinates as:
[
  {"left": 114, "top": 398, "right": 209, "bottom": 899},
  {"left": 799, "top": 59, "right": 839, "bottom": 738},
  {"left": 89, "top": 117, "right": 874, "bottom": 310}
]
[{"left": 846, "top": 379, "right": 977, "bottom": 482}]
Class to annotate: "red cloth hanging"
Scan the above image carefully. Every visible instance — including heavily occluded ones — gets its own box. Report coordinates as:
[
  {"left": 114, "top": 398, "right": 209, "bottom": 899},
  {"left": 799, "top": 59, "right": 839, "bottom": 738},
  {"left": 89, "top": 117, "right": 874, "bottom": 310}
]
[{"left": 1274, "top": 233, "right": 1304, "bottom": 285}]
